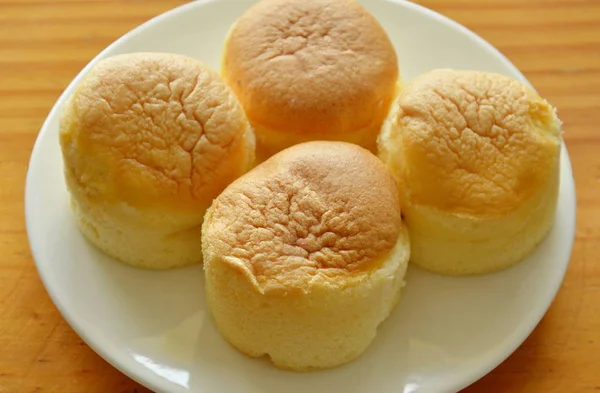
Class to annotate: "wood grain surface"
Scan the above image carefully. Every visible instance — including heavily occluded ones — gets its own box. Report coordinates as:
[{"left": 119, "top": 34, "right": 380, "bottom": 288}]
[{"left": 0, "top": 0, "right": 598, "bottom": 392}]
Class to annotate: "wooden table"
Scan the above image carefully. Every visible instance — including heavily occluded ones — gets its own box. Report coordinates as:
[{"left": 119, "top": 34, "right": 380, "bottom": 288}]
[{"left": 1, "top": 0, "right": 598, "bottom": 392}]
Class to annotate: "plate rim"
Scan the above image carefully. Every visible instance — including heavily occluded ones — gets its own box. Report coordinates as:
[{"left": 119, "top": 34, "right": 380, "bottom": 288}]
[{"left": 24, "top": 1, "right": 578, "bottom": 392}]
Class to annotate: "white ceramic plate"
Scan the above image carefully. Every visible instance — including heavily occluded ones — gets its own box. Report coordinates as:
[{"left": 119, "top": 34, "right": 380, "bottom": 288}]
[{"left": 25, "top": 1, "right": 577, "bottom": 392}]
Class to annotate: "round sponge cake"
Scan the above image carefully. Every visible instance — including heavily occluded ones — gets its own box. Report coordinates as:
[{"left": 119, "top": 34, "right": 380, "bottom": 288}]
[
  {"left": 222, "top": 0, "right": 399, "bottom": 162},
  {"left": 59, "top": 52, "right": 255, "bottom": 269},
  {"left": 202, "top": 141, "right": 410, "bottom": 371},
  {"left": 378, "top": 69, "right": 562, "bottom": 275}
]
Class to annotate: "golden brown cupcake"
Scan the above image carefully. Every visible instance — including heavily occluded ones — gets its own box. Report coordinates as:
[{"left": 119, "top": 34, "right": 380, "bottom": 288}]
[
  {"left": 378, "top": 69, "right": 562, "bottom": 275},
  {"left": 222, "top": 0, "right": 399, "bottom": 162},
  {"left": 202, "top": 141, "right": 410, "bottom": 370},
  {"left": 59, "top": 52, "right": 255, "bottom": 269}
]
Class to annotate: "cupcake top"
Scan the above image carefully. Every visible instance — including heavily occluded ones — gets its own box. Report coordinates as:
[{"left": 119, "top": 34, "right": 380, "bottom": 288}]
[
  {"left": 379, "top": 69, "right": 562, "bottom": 216},
  {"left": 202, "top": 141, "right": 403, "bottom": 294},
  {"left": 59, "top": 52, "right": 254, "bottom": 211},
  {"left": 222, "top": 0, "right": 398, "bottom": 136}
]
